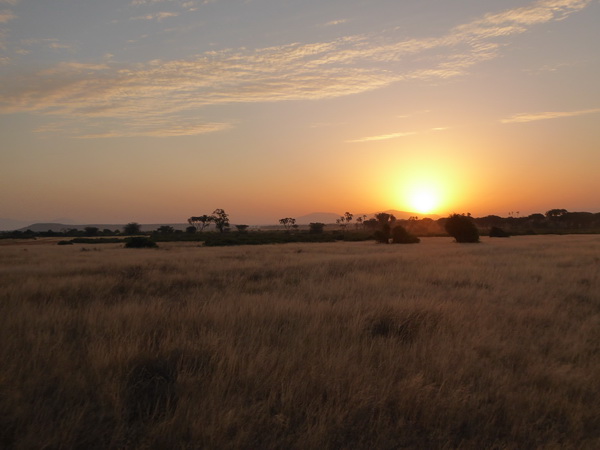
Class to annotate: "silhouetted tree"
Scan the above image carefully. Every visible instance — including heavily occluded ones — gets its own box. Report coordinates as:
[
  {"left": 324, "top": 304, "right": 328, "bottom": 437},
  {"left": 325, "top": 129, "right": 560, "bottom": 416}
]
[
  {"left": 156, "top": 225, "right": 175, "bottom": 234},
  {"left": 235, "top": 224, "right": 249, "bottom": 233},
  {"left": 374, "top": 213, "right": 396, "bottom": 243},
  {"left": 188, "top": 215, "right": 213, "bottom": 232},
  {"left": 355, "top": 214, "right": 367, "bottom": 229},
  {"left": 212, "top": 209, "right": 229, "bottom": 233},
  {"left": 445, "top": 214, "right": 479, "bottom": 243},
  {"left": 124, "top": 222, "right": 141, "bottom": 235},
  {"left": 279, "top": 217, "right": 296, "bottom": 231},
  {"left": 545, "top": 209, "right": 568, "bottom": 219},
  {"left": 185, "top": 226, "right": 196, "bottom": 234}
]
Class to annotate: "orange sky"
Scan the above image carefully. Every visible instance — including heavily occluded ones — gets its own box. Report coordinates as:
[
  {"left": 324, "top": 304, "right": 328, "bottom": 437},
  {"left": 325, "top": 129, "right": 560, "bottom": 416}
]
[{"left": 1, "top": 0, "right": 599, "bottom": 226}]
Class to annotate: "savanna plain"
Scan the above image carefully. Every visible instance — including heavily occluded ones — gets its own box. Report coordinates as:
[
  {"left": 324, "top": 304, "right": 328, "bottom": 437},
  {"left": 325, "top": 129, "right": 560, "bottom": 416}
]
[{"left": 1, "top": 235, "right": 599, "bottom": 449}]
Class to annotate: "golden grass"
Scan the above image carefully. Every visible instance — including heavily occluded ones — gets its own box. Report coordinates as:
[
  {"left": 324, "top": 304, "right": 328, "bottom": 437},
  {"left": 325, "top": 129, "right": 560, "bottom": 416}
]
[{"left": 1, "top": 236, "right": 599, "bottom": 448}]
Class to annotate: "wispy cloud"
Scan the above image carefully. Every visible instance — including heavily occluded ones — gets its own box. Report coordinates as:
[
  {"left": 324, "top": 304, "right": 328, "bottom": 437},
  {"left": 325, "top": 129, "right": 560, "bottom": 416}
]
[
  {"left": 0, "top": 0, "right": 592, "bottom": 137},
  {"left": 347, "top": 131, "right": 417, "bottom": 143},
  {"left": 0, "top": 2, "right": 17, "bottom": 63},
  {"left": 322, "top": 19, "right": 348, "bottom": 27},
  {"left": 0, "top": 10, "right": 15, "bottom": 23},
  {"left": 132, "top": 11, "right": 179, "bottom": 21},
  {"left": 501, "top": 108, "right": 600, "bottom": 123}
]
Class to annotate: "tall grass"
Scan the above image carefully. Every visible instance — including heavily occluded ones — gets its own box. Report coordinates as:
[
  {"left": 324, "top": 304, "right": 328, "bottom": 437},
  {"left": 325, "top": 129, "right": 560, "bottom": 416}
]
[{"left": 1, "top": 236, "right": 599, "bottom": 448}]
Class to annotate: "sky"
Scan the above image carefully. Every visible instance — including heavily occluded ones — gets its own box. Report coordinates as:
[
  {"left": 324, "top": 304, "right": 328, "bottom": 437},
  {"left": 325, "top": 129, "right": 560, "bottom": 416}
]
[{"left": 1, "top": 0, "right": 599, "bottom": 225}]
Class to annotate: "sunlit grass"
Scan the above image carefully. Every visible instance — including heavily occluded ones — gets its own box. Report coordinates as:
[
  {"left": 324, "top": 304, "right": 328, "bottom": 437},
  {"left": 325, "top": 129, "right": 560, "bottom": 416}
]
[{"left": 1, "top": 236, "right": 599, "bottom": 448}]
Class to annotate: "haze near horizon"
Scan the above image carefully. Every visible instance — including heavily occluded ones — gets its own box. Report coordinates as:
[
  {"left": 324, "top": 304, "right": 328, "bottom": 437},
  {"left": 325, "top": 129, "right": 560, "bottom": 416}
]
[{"left": 1, "top": 0, "right": 599, "bottom": 225}]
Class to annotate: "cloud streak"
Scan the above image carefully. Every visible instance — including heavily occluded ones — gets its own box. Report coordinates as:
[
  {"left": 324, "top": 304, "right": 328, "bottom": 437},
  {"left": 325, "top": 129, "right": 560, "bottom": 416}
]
[
  {"left": 501, "top": 108, "right": 600, "bottom": 123},
  {"left": 347, "top": 131, "right": 417, "bottom": 143},
  {"left": 0, "top": 0, "right": 592, "bottom": 137}
]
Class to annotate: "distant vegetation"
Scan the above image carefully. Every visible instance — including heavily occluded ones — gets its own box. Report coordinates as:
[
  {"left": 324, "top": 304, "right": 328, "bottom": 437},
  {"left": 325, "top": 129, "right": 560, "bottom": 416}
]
[{"left": 2, "top": 208, "right": 600, "bottom": 247}]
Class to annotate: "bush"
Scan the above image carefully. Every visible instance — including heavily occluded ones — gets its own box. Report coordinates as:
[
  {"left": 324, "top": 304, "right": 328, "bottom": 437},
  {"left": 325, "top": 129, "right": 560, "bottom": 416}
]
[
  {"left": 125, "top": 237, "right": 158, "bottom": 248},
  {"left": 391, "top": 225, "right": 420, "bottom": 244},
  {"left": 309, "top": 223, "right": 325, "bottom": 234},
  {"left": 123, "top": 222, "right": 142, "bottom": 235},
  {"left": 374, "top": 230, "right": 390, "bottom": 244},
  {"left": 489, "top": 226, "right": 510, "bottom": 238},
  {"left": 444, "top": 214, "right": 479, "bottom": 243},
  {"left": 57, "top": 240, "right": 74, "bottom": 245}
]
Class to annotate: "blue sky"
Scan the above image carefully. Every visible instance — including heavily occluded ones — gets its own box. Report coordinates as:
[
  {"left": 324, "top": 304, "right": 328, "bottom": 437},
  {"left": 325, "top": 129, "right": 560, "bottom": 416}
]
[{"left": 1, "top": 0, "right": 599, "bottom": 225}]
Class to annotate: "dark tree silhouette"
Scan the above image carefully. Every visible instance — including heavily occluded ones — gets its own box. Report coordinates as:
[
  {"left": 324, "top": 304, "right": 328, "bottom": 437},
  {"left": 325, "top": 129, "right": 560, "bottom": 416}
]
[
  {"left": 374, "top": 213, "right": 396, "bottom": 243},
  {"left": 279, "top": 217, "right": 296, "bottom": 231},
  {"left": 545, "top": 209, "right": 568, "bottom": 218},
  {"left": 188, "top": 215, "right": 213, "bottom": 232},
  {"left": 235, "top": 224, "right": 249, "bottom": 233},
  {"left": 444, "top": 214, "right": 479, "bottom": 243},
  {"left": 123, "top": 222, "right": 141, "bottom": 235},
  {"left": 156, "top": 225, "right": 175, "bottom": 234},
  {"left": 212, "top": 209, "right": 229, "bottom": 233}
]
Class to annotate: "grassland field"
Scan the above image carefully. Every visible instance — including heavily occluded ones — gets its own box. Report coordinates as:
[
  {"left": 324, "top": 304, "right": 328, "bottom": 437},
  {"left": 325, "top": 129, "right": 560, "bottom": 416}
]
[{"left": 1, "top": 235, "right": 599, "bottom": 449}]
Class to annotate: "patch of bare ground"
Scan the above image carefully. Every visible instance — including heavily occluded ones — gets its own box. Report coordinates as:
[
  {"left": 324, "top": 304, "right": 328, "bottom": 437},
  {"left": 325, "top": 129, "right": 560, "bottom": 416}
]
[{"left": 0, "top": 235, "right": 599, "bottom": 448}]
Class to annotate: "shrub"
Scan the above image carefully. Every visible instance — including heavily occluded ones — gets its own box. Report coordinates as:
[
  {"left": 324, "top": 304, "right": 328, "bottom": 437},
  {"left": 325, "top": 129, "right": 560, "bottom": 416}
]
[
  {"left": 444, "top": 214, "right": 479, "bottom": 243},
  {"left": 374, "top": 229, "right": 390, "bottom": 244},
  {"left": 125, "top": 237, "right": 158, "bottom": 248},
  {"left": 309, "top": 222, "right": 325, "bottom": 234},
  {"left": 391, "top": 225, "right": 420, "bottom": 244},
  {"left": 489, "top": 226, "right": 510, "bottom": 238},
  {"left": 123, "top": 222, "right": 142, "bottom": 235},
  {"left": 57, "top": 240, "right": 74, "bottom": 245}
]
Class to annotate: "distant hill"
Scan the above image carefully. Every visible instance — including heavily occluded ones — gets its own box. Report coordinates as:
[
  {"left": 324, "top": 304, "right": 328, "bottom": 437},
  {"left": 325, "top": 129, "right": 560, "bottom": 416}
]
[
  {"left": 0, "top": 218, "right": 33, "bottom": 231},
  {"left": 1, "top": 217, "right": 78, "bottom": 231},
  {"left": 15, "top": 223, "right": 190, "bottom": 233}
]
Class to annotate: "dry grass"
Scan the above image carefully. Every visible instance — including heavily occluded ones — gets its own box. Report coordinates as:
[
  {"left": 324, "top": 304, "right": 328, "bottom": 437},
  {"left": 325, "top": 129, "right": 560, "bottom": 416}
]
[{"left": 1, "top": 236, "right": 599, "bottom": 449}]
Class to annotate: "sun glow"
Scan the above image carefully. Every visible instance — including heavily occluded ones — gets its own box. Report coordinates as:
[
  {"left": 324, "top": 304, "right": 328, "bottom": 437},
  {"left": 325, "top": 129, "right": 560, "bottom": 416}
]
[
  {"left": 408, "top": 187, "right": 439, "bottom": 214},
  {"left": 392, "top": 171, "right": 449, "bottom": 215},
  {"left": 406, "top": 184, "right": 441, "bottom": 214}
]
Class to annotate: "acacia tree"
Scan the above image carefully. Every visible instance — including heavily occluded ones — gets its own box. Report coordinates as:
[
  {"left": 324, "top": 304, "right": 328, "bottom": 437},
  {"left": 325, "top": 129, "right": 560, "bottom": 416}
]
[
  {"left": 337, "top": 212, "right": 354, "bottom": 231},
  {"left": 355, "top": 214, "right": 367, "bottom": 229},
  {"left": 188, "top": 215, "right": 213, "bottom": 232},
  {"left": 344, "top": 212, "right": 353, "bottom": 226},
  {"left": 279, "top": 217, "right": 296, "bottom": 231},
  {"left": 212, "top": 209, "right": 230, "bottom": 233}
]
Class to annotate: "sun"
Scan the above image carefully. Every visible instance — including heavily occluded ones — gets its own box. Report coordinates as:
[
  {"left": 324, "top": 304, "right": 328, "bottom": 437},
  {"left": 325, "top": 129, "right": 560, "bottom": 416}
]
[{"left": 404, "top": 183, "right": 442, "bottom": 215}]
